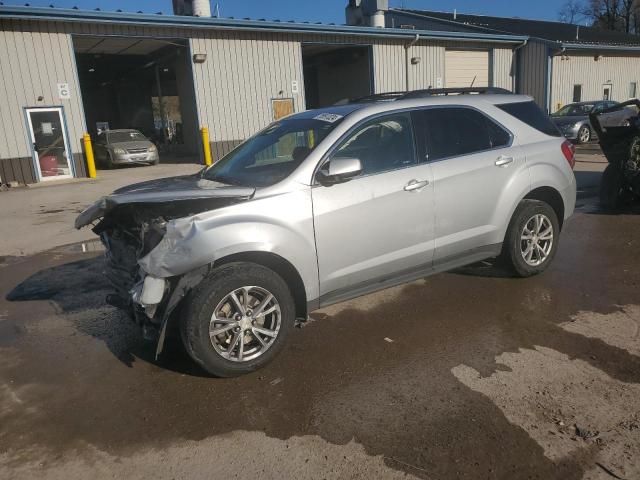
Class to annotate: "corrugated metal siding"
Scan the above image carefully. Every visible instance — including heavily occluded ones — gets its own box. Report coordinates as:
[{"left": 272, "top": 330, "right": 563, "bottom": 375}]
[
  {"left": 493, "top": 47, "right": 514, "bottom": 90},
  {"left": 551, "top": 52, "right": 640, "bottom": 110},
  {"left": 190, "top": 31, "right": 305, "bottom": 146},
  {"left": 0, "top": 17, "right": 521, "bottom": 173},
  {"left": 373, "top": 41, "right": 513, "bottom": 93},
  {"left": 0, "top": 19, "right": 85, "bottom": 165},
  {"left": 518, "top": 40, "right": 548, "bottom": 108}
]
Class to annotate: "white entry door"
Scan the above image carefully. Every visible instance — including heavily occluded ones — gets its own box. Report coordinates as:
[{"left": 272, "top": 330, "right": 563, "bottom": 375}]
[
  {"left": 25, "top": 107, "right": 74, "bottom": 181},
  {"left": 445, "top": 50, "right": 489, "bottom": 88}
]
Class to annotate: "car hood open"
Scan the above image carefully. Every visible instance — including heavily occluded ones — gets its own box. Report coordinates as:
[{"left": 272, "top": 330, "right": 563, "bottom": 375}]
[{"left": 75, "top": 174, "right": 255, "bottom": 229}]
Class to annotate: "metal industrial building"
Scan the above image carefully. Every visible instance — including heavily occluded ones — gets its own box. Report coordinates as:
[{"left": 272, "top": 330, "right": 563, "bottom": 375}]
[
  {"left": 4, "top": 1, "right": 640, "bottom": 186},
  {"left": 372, "top": 6, "right": 640, "bottom": 113},
  {"left": 0, "top": 3, "right": 525, "bottom": 186}
]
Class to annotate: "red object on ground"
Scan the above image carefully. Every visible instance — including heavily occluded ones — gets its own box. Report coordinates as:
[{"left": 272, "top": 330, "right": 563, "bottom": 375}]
[{"left": 39, "top": 155, "right": 59, "bottom": 177}]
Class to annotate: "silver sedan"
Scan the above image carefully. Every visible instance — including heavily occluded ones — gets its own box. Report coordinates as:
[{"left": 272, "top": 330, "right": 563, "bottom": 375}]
[
  {"left": 93, "top": 129, "right": 159, "bottom": 168},
  {"left": 551, "top": 101, "right": 634, "bottom": 144}
]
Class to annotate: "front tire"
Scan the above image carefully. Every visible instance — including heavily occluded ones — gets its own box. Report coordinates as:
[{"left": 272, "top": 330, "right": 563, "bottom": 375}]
[
  {"left": 500, "top": 200, "right": 560, "bottom": 277},
  {"left": 180, "top": 262, "right": 295, "bottom": 377},
  {"left": 577, "top": 125, "right": 591, "bottom": 144}
]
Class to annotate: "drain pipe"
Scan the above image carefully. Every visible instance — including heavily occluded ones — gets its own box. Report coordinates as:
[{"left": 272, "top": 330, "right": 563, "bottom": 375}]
[
  {"left": 405, "top": 34, "right": 420, "bottom": 92},
  {"left": 511, "top": 39, "right": 528, "bottom": 93}
]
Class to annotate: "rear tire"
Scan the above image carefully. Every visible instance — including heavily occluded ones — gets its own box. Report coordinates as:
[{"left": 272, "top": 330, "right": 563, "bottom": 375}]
[
  {"left": 180, "top": 262, "right": 295, "bottom": 377},
  {"left": 500, "top": 200, "right": 560, "bottom": 277},
  {"left": 600, "top": 164, "right": 624, "bottom": 211},
  {"left": 577, "top": 125, "right": 591, "bottom": 144}
]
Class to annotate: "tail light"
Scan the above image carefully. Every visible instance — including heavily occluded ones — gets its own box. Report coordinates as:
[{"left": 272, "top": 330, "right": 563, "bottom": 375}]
[{"left": 561, "top": 140, "right": 576, "bottom": 170}]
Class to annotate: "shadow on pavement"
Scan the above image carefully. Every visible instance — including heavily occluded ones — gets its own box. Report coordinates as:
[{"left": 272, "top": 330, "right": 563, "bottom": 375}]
[{"left": 5, "top": 255, "right": 209, "bottom": 378}]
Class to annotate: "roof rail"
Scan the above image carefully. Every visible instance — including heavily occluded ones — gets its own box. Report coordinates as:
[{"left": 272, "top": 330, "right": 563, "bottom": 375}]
[
  {"left": 339, "top": 87, "right": 513, "bottom": 105},
  {"left": 401, "top": 87, "right": 513, "bottom": 99},
  {"left": 349, "top": 92, "right": 407, "bottom": 103}
]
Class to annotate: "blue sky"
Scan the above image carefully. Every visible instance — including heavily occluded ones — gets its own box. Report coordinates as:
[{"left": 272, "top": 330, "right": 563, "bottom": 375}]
[{"left": 5, "top": 0, "right": 564, "bottom": 23}]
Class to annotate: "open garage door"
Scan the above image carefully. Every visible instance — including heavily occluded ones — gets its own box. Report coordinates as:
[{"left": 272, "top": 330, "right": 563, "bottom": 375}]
[
  {"left": 445, "top": 50, "right": 489, "bottom": 88},
  {"left": 73, "top": 35, "right": 200, "bottom": 166},
  {"left": 302, "top": 44, "right": 372, "bottom": 108}
]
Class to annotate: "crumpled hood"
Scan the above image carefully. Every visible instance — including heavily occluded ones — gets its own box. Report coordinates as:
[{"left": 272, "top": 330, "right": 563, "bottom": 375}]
[{"left": 75, "top": 174, "right": 255, "bottom": 229}]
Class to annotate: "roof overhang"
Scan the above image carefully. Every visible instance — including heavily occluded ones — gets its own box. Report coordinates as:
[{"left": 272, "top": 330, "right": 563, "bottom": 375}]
[
  {"left": 560, "top": 42, "right": 640, "bottom": 53},
  {"left": 0, "top": 5, "right": 527, "bottom": 44}
]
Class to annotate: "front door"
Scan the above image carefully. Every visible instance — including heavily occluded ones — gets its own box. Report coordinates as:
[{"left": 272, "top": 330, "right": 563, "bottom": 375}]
[
  {"left": 603, "top": 84, "right": 612, "bottom": 101},
  {"left": 312, "top": 111, "right": 435, "bottom": 302},
  {"left": 25, "top": 107, "right": 74, "bottom": 181}
]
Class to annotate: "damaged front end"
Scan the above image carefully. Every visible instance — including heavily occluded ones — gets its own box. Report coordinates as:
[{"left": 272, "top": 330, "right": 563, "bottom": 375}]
[{"left": 75, "top": 175, "right": 255, "bottom": 355}]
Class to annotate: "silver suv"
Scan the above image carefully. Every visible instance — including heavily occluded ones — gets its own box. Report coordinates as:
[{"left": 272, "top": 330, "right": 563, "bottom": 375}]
[{"left": 76, "top": 88, "right": 577, "bottom": 377}]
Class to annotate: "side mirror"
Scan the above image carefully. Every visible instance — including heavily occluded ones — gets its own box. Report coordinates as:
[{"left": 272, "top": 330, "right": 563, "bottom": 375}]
[{"left": 317, "top": 157, "right": 363, "bottom": 186}]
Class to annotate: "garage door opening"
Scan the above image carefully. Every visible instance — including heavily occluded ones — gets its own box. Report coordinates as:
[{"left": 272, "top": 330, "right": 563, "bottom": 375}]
[
  {"left": 302, "top": 44, "right": 372, "bottom": 108},
  {"left": 445, "top": 49, "right": 489, "bottom": 88},
  {"left": 73, "top": 36, "right": 200, "bottom": 165}
]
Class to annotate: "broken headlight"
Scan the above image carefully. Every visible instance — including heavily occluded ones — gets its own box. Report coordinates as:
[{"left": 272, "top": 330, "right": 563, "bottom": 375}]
[{"left": 141, "top": 219, "right": 167, "bottom": 256}]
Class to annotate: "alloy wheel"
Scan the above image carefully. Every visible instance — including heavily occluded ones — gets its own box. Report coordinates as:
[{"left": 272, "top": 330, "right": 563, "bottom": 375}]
[
  {"left": 579, "top": 126, "right": 590, "bottom": 143},
  {"left": 520, "top": 214, "right": 554, "bottom": 267},
  {"left": 209, "top": 286, "right": 281, "bottom": 362}
]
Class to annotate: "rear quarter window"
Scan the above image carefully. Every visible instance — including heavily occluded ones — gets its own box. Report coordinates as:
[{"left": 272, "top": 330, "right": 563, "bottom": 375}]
[{"left": 497, "top": 101, "right": 562, "bottom": 137}]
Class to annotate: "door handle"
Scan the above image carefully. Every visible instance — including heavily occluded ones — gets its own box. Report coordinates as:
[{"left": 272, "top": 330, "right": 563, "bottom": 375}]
[
  {"left": 495, "top": 156, "right": 514, "bottom": 167},
  {"left": 404, "top": 179, "right": 429, "bottom": 192}
]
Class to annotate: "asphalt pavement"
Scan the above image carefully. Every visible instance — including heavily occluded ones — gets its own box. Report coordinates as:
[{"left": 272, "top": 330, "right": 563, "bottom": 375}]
[{"left": 1, "top": 148, "right": 639, "bottom": 479}]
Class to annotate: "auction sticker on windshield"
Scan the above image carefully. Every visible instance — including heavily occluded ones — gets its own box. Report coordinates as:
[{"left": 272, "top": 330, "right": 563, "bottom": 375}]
[{"left": 314, "top": 113, "right": 343, "bottom": 123}]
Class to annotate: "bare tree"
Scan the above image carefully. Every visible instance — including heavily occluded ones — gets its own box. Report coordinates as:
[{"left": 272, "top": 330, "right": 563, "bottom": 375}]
[
  {"left": 619, "top": 0, "right": 639, "bottom": 32},
  {"left": 559, "top": 0, "right": 586, "bottom": 23},
  {"left": 586, "top": 0, "right": 640, "bottom": 30}
]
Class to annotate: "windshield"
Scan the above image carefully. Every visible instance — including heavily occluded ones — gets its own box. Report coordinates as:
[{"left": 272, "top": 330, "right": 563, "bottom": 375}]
[
  {"left": 202, "top": 116, "right": 344, "bottom": 187},
  {"left": 108, "top": 131, "right": 148, "bottom": 143},
  {"left": 553, "top": 104, "right": 595, "bottom": 117}
]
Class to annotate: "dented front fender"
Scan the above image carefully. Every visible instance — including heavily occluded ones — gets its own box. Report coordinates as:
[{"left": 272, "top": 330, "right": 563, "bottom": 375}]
[{"left": 138, "top": 188, "right": 320, "bottom": 303}]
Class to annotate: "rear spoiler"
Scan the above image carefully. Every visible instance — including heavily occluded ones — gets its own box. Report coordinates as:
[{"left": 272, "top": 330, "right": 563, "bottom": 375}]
[{"left": 589, "top": 99, "right": 640, "bottom": 139}]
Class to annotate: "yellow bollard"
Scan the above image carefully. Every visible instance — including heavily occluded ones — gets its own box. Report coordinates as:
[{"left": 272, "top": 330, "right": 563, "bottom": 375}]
[
  {"left": 83, "top": 133, "right": 97, "bottom": 179},
  {"left": 201, "top": 127, "right": 213, "bottom": 166}
]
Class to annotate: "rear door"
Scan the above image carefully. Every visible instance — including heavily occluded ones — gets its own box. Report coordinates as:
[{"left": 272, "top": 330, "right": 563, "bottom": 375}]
[{"left": 416, "top": 106, "right": 526, "bottom": 263}]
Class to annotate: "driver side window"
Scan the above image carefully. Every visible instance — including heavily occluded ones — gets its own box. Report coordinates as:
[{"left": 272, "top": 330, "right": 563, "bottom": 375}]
[{"left": 332, "top": 112, "right": 416, "bottom": 176}]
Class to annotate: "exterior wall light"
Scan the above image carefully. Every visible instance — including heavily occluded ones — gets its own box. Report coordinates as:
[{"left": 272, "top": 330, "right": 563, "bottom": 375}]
[
  {"left": 193, "top": 53, "right": 207, "bottom": 63},
  {"left": 411, "top": 57, "right": 421, "bottom": 65}
]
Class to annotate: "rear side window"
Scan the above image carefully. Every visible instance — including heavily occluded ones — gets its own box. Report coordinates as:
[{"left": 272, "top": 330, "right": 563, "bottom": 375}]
[
  {"left": 498, "top": 101, "right": 562, "bottom": 137},
  {"left": 416, "top": 107, "right": 511, "bottom": 162}
]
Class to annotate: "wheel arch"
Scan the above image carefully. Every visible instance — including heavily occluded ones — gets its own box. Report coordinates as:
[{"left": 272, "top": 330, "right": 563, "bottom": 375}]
[
  {"left": 524, "top": 186, "right": 565, "bottom": 229},
  {"left": 213, "top": 251, "right": 309, "bottom": 320}
]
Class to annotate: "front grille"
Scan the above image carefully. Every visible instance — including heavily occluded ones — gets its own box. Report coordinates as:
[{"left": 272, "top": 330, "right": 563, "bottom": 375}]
[{"left": 127, "top": 148, "right": 147, "bottom": 154}]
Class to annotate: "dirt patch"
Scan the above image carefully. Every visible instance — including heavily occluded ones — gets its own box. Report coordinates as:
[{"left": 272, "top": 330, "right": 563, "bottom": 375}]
[
  {"left": 452, "top": 344, "right": 640, "bottom": 480},
  {"left": 562, "top": 306, "right": 640, "bottom": 357},
  {"left": 0, "top": 431, "right": 421, "bottom": 480}
]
